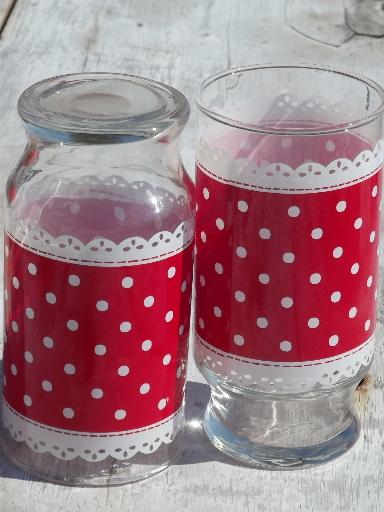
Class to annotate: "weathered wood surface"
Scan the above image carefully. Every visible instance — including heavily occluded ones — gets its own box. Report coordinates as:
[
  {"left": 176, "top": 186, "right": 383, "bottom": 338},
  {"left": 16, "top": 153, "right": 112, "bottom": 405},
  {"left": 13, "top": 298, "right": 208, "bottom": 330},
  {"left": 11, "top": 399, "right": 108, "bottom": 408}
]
[{"left": 0, "top": 1, "right": 384, "bottom": 511}]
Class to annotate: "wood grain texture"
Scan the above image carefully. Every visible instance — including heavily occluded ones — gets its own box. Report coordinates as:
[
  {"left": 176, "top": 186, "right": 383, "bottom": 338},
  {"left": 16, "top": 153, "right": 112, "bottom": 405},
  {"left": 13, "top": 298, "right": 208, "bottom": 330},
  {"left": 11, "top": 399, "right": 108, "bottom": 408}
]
[{"left": 0, "top": 1, "right": 384, "bottom": 511}]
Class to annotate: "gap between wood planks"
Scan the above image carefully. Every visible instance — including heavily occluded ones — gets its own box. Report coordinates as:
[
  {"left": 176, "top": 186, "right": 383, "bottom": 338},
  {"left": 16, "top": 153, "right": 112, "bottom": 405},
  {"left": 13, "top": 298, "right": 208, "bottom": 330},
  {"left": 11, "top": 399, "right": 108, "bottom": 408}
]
[{"left": 0, "top": 0, "right": 18, "bottom": 39}]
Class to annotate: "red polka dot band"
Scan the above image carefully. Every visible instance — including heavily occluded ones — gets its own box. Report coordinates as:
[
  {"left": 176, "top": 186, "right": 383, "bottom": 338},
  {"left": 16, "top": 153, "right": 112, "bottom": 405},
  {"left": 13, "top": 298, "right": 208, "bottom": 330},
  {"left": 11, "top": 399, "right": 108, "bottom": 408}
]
[
  {"left": 194, "top": 133, "right": 382, "bottom": 392},
  {"left": 2, "top": 182, "right": 194, "bottom": 462}
]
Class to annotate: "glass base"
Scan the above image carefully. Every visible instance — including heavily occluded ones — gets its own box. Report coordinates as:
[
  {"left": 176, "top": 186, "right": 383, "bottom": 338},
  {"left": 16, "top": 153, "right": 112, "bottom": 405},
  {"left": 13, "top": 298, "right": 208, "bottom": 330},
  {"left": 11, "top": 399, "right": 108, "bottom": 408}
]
[
  {"left": 0, "top": 425, "right": 183, "bottom": 486},
  {"left": 202, "top": 372, "right": 363, "bottom": 470}
]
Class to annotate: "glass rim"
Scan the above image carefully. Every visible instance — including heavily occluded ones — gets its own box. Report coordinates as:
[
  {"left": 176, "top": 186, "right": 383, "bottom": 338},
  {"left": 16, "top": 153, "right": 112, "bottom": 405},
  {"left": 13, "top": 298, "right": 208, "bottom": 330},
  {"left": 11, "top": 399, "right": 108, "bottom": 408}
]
[
  {"left": 196, "top": 64, "right": 384, "bottom": 136},
  {"left": 17, "top": 72, "right": 190, "bottom": 141}
]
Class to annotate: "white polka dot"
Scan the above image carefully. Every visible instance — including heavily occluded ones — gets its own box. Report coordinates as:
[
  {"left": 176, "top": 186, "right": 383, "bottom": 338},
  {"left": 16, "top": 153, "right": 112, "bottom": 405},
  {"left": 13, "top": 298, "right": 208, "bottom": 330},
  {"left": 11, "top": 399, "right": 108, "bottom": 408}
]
[
  {"left": 142, "top": 339, "right": 152, "bottom": 351},
  {"left": 63, "top": 408, "right": 75, "bottom": 419},
  {"left": 43, "top": 336, "right": 54, "bottom": 348},
  {"left": 179, "top": 324, "right": 185, "bottom": 335},
  {"left": 234, "top": 334, "right": 245, "bottom": 346},
  {"left": 256, "top": 317, "right": 268, "bottom": 328},
  {"left": 236, "top": 246, "right": 247, "bottom": 258},
  {"left": 310, "top": 273, "right": 321, "bottom": 284},
  {"left": 367, "top": 276, "right": 373, "bottom": 287},
  {"left": 281, "top": 297, "right": 293, "bottom": 308},
  {"left": 198, "top": 318, "right": 205, "bottom": 329},
  {"left": 259, "top": 228, "right": 271, "bottom": 240},
  {"left": 365, "top": 319, "right": 371, "bottom": 331},
  {"left": 28, "top": 263, "right": 37, "bottom": 275},
  {"left": 11, "top": 321, "right": 18, "bottom": 333},
  {"left": 12, "top": 277, "right": 19, "bottom": 289},
  {"left": 258, "top": 273, "right": 270, "bottom": 284},
  {"left": 70, "top": 202, "right": 80, "bottom": 214},
  {"left": 91, "top": 388, "right": 103, "bottom": 399},
  {"left": 349, "top": 307, "right": 357, "bottom": 318},
  {"left": 370, "top": 231, "right": 376, "bottom": 243},
  {"left": 120, "top": 321, "right": 132, "bottom": 332},
  {"left": 118, "top": 365, "right": 129, "bottom": 376},
  {"left": 96, "top": 300, "right": 108, "bottom": 311},
  {"left": 213, "top": 306, "right": 222, "bottom": 318},
  {"left": 115, "top": 409, "right": 126, "bottom": 420},
  {"left": 46, "top": 292, "right": 56, "bottom": 304},
  {"left": 351, "top": 263, "right": 359, "bottom": 275},
  {"left": 372, "top": 185, "right": 378, "bottom": 197},
  {"left": 11, "top": 364, "right": 17, "bottom": 375},
  {"left": 216, "top": 218, "right": 225, "bottom": 230},
  {"left": 176, "top": 366, "right": 182, "bottom": 378},
  {"left": 162, "top": 354, "right": 171, "bottom": 365},
  {"left": 24, "top": 351, "right": 33, "bottom": 363},
  {"left": 331, "top": 291, "right": 341, "bottom": 303},
  {"left": 308, "top": 317, "right": 320, "bottom": 328},
  {"left": 158, "top": 398, "right": 167, "bottom": 410},
  {"left": 237, "top": 200, "right": 248, "bottom": 212},
  {"left": 203, "top": 187, "right": 210, "bottom": 199},
  {"left": 311, "top": 228, "right": 323, "bottom": 240},
  {"left": 140, "top": 383, "right": 150, "bottom": 394},
  {"left": 282, "top": 252, "right": 295, "bottom": 263},
  {"left": 215, "top": 263, "right": 223, "bottom": 274},
  {"left": 42, "top": 380, "right": 53, "bottom": 392},
  {"left": 23, "top": 395, "right": 32, "bottom": 407},
  {"left": 280, "top": 341, "right": 292, "bottom": 352},
  {"left": 144, "top": 296, "right": 155, "bottom": 308},
  {"left": 326, "top": 140, "right": 336, "bottom": 151},
  {"left": 354, "top": 218, "right": 363, "bottom": 229},
  {"left": 329, "top": 335, "right": 339, "bottom": 346},
  {"left": 26, "top": 308, "right": 35, "bottom": 319},
  {"left": 168, "top": 267, "right": 176, "bottom": 278},
  {"left": 68, "top": 274, "right": 80, "bottom": 286},
  {"left": 200, "top": 275, "right": 206, "bottom": 286},
  {"left": 235, "top": 291, "right": 246, "bottom": 302},
  {"left": 281, "top": 137, "right": 292, "bottom": 148},
  {"left": 67, "top": 319, "right": 78, "bottom": 331},
  {"left": 165, "top": 310, "right": 174, "bottom": 322},
  {"left": 122, "top": 276, "right": 133, "bottom": 288},
  {"left": 64, "top": 363, "right": 76, "bottom": 375},
  {"left": 333, "top": 247, "right": 343, "bottom": 258},
  {"left": 336, "top": 201, "right": 346, "bottom": 212},
  {"left": 200, "top": 231, "right": 207, "bottom": 243},
  {"left": 288, "top": 206, "right": 300, "bottom": 217},
  {"left": 114, "top": 206, "right": 125, "bottom": 222},
  {"left": 94, "top": 344, "right": 106, "bottom": 356},
  {"left": 181, "top": 280, "right": 187, "bottom": 292}
]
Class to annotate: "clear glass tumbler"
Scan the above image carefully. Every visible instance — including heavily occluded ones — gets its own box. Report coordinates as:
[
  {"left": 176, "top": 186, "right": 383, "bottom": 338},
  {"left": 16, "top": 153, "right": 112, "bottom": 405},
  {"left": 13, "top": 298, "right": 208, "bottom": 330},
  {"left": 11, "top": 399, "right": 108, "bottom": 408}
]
[
  {"left": 1, "top": 73, "right": 194, "bottom": 485},
  {"left": 194, "top": 65, "right": 384, "bottom": 468}
]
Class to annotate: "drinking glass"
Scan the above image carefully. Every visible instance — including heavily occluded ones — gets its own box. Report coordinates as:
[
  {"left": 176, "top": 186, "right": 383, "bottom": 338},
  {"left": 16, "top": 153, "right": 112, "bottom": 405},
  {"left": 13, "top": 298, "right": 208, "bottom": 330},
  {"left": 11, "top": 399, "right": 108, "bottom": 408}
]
[
  {"left": 194, "top": 65, "right": 384, "bottom": 468},
  {"left": 1, "top": 73, "right": 194, "bottom": 484}
]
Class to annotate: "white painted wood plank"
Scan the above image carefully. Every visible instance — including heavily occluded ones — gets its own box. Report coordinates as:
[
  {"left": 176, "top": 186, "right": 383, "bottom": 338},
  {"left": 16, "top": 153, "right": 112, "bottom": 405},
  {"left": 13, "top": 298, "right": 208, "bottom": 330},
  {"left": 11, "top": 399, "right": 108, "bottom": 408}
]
[{"left": 0, "top": 1, "right": 384, "bottom": 511}]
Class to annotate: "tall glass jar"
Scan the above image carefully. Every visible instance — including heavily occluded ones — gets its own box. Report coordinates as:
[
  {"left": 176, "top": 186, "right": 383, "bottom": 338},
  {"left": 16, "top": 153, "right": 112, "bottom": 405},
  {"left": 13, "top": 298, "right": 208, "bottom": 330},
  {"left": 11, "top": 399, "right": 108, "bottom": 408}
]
[
  {"left": 1, "top": 73, "right": 194, "bottom": 485},
  {"left": 194, "top": 65, "right": 384, "bottom": 468}
]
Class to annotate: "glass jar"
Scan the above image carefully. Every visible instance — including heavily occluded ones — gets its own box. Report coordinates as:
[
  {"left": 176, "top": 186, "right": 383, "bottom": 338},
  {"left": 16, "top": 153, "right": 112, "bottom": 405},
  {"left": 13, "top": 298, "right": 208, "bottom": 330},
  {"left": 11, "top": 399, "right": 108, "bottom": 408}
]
[
  {"left": 194, "top": 65, "right": 384, "bottom": 468},
  {"left": 1, "top": 73, "right": 194, "bottom": 485}
]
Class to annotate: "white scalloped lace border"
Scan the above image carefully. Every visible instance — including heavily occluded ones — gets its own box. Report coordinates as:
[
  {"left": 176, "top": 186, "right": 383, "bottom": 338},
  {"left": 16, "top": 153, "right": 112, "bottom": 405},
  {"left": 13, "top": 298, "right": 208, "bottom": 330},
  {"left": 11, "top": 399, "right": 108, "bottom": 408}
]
[
  {"left": 194, "top": 331, "right": 374, "bottom": 392},
  {"left": 2, "top": 400, "right": 183, "bottom": 462},
  {"left": 197, "top": 138, "right": 384, "bottom": 193},
  {"left": 6, "top": 220, "right": 194, "bottom": 266}
]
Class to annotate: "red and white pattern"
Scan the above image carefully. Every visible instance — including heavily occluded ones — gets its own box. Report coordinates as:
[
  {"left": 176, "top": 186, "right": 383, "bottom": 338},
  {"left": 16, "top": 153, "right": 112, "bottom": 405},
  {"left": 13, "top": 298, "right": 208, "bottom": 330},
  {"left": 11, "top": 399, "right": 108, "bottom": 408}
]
[
  {"left": 194, "top": 133, "right": 383, "bottom": 391},
  {"left": 2, "top": 180, "right": 194, "bottom": 461}
]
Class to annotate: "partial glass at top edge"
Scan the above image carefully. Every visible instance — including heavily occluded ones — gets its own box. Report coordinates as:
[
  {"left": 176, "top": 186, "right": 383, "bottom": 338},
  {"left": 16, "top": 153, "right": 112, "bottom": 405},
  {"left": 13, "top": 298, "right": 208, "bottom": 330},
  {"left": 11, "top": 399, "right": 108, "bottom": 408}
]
[
  {"left": 196, "top": 64, "right": 384, "bottom": 136},
  {"left": 17, "top": 72, "right": 190, "bottom": 144}
]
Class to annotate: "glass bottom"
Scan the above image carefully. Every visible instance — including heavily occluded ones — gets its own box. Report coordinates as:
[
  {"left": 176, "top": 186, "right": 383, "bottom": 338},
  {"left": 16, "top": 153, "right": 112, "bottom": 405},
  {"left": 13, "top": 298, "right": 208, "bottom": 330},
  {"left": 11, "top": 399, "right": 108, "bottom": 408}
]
[
  {"left": 201, "top": 368, "right": 365, "bottom": 470},
  {"left": 0, "top": 425, "right": 183, "bottom": 486}
]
